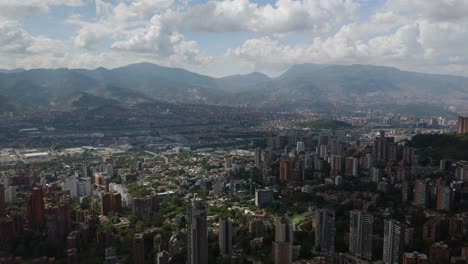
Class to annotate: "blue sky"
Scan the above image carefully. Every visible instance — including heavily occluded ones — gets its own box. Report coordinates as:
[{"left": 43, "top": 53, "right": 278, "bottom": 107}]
[{"left": 1, "top": 0, "right": 468, "bottom": 77}]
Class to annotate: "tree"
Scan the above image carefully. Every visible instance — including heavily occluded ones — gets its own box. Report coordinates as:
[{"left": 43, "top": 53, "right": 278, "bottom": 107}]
[{"left": 135, "top": 221, "right": 145, "bottom": 233}]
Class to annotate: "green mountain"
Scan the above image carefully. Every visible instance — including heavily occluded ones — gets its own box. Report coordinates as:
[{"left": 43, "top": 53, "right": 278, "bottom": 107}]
[
  {"left": 0, "top": 95, "right": 29, "bottom": 112},
  {"left": 0, "top": 63, "right": 467, "bottom": 114},
  {"left": 215, "top": 72, "right": 271, "bottom": 91},
  {"left": 228, "top": 64, "right": 468, "bottom": 113}
]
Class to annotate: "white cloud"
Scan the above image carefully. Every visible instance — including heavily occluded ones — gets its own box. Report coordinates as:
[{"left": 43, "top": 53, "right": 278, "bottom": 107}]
[
  {"left": 73, "top": 22, "right": 114, "bottom": 49},
  {"left": 71, "top": 0, "right": 176, "bottom": 49},
  {"left": 111, "top": 16, "right": 174, "bottom": 55},
  {"left": 370, "top": 11, "right": 400, "bottom": 25},
  {"left": 387, "top": 0, "right": 468, "bottom": 22},
  {"left": 111, "top": 16, "right": 210, "bottom": 65},
  {"left": 0, "top": 21, "right": 33, "bottom": 53},
  {"left": 227, "top": 22, "right": 427, "bottom": 75},
  {"left": 163, "top": 0, "right": 359, "bottom": 33},
  {"left": 0, "top": 20, "right": 64, "bottom": 54},
  {"left": 0, "top": 0, "right": 85, "bottom": 19}
]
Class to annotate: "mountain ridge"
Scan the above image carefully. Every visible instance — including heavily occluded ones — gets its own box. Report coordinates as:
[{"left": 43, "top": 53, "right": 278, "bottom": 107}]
[{"left": 0, "top": 62, "right": 467, "bottom": 114}]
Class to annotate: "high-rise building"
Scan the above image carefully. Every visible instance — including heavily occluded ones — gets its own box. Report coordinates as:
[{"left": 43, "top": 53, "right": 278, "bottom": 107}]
[
  {"left": 26, "top": 187, "right": 45, "bottom": 232},
  {"left": 373, "top": 131, "right": 388, "bottom": 162},
  {"left": 46, "top": 202, "right": 72, "bottom": 241},
  {"left": 153, "top": 233, "right": 167, "bottom": 253},
  {"left": 224, "top": 155, "right": 232, "bottom": 170},
  {"left": 0, "top": 216, "right": 17, "bottom": 245},
  {"left": 383, "top": 219, "right": 405, "bottom": 264},
  {"left": 318, "top": 135, "right": 329, "bottom": 146},
  {"left": 101, "top": 192, "right": 122, "bottom": 216},
  {"left": 156, "top": 251, "right": 169, "bottom": 264},
  {"left": 67, "top": 231, "right": 80, "bottom": 250},
  {"left": 67, "top": 248, "right": 79, "bottom": 264},
  {"left": 249, "top": 219, "right": 265, "bottom": 237},
  {"left": 82, "top": 161, "right": 89, "bottom": 178},
  {"left": 329, "top": 139, "right": 345, "bottom": 156},
  {"left": 280, "top": 159, "right": 291, "bottom": 181},
  {"left": 63, "top": 177, "right": 92, "bottom": 199},
  {"left": 254, "top": 148, "right": 262, "bottom": 168},
  {"left": 0, "top": 185, "right": 5, "bottom": 218},
  {"left": 330, "top": 155, "right": 345, "bottom": 177},
  {"left": 296, "top": 141, "right": 305, "bottom": 153},
  {"left": 436, "top": 183, "right": 452, "bottom": 211},
  {"left": 460, "top": 247, "right": 468, "bottom": 263},
  {"left": 273, "top": 216, "right": 293, "bottom": 264},
  {"left": 457, "top": 116, "right": 468, "bottom": 134},
  {"left": 255, "top": 189, "right": 273, "bottom": 208},
  {"left": 132, "top": 233, "right": 145, "bottom": 264},
  {"left": 5, "top": 186, "right": 16, "bottom": 203},
  {"left": 370, "top": 167, "right": 382, "bottom": 183},
  {"left": 187, "top": 198, "right": 208, "bottom": 264},
  {"left": 405, "top": 227, "right": 415, "bottom": 247},
  {"left": 349, "top": 210, "right": 373, "bottom": 260},
  {"left": 132, "top": 195, "right": 159, "bottom": 216},
  {"left": 402, "top": 181, "right": 409, "bottom": 204},
  {"left": 402, "top": 252, "right": 428, "bottom": 264},
  {"left": 319, "top": 144, "right": 329, "bottom": 158},
  {"left": 414, "top": 180, "right": 429, "bottom": 208},
  {"left": 263, "top": 147, "right": 273, "bottom": 166},
  {"left": 345, "top": 157, "right": 359, "bottom": 177},
  {"left": 372, "top": 131, "right": 397, "bottom": 164},
  {"left": 104, "top": 247, "right": 118, "bottom": 264},
  {"left": 219, "top": 217, "right": 233, "bottom": 256},
  {"left": 422, "top": 218, "right": 448, "bottom": 242},
  {"left": 429, "top": 242, "right": 450, "bottom": 264},
  {"left": 315, "top": 209, "right": 335, "bottom": 253}
]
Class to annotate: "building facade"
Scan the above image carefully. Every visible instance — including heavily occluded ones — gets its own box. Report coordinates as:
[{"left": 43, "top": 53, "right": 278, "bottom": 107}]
[
  {"left": 349, "top": 210, "right": 373, "bottom": 260},
  {"left": 187, "top": 198, "right": 208, "bottom": 264},
  {"left": 273, "top": 216, "right": 293, "bottom": 264},
  {"left": 219, "top": 217, "right": 233, "bottom": 256},
  {"left": 458, "top": 116, "right": 468, "bottom": 134},
  {"left": 383, "top": 219, "right": 405, "bottom": 264},
  {"left": 315, "top": 209, "right": 336, "bottom": 253}
]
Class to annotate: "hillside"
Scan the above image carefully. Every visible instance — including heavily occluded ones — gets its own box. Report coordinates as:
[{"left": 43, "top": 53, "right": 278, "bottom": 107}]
[
  {"left": 0, "top": 63, "right": 467, "bottom": 114},
  {"left": 215, "top": 72, "right": 271, "bottom": 91},
  {"left": 0, "top": 95, "right": 29, "bottom": 112},
  {"left": 227, "top": 64, "right": 468, "bottom": 113},
  {"left": 412, "top": 134, "right": 468, "bottom": 160}
]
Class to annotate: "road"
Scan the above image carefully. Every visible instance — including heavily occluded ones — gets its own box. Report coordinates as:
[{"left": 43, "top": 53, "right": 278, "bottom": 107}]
[{"left": 144, "top": 150, "right": 169, "bottom": 164}]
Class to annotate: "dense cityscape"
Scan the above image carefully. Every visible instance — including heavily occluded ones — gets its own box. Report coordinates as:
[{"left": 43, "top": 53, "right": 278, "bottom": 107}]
[
  {"left": 0, "top": 111, "right": 467, "bottom": 264},
  {"left": 2, "top": 1, "right": 468, "bottom": 263}
]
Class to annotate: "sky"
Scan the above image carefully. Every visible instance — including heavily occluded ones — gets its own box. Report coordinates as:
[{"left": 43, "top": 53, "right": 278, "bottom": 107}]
[{"left": 1, "top": 0, "right": 468, "bottom": 77}]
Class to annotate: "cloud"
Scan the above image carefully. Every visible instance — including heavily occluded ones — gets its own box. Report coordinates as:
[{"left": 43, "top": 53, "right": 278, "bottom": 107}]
[
  {"left": 0, "top": 0, "right": 85, "bottom": 19},
  {"left": 0, "top": 21, "right": 34, "bottom": 53},
  {"left": 71, "top": 0, "right": 176, "bottom": 49},
  {"left": 71, "top": 0, "right": 359, "bottom": 50},
  {"left": 0, "top": 20, "right": 64, "bottom": 54},
  {"left": 387, "top": 0, "right": 468, "bottom": 22},
  {"left": 111, "top": 16, "right": 210, "bottom": 65},
  {"left": 370, "top": 11, "right": 400, "bottom": 25},
  {"left": 111, "top": 16, "right": 174, "bottom": 55},
  {"left": 114, "top": 0, "right": 175, "bottom": 22},
  {"left": 163, "top": 0, "right": 359, "bottom": 33},
  {"left": 227, "top": 22, "right": 426, "bottom": 75},
  {"left": 73, "top": 22, "right": 114, "bottom": 49}
]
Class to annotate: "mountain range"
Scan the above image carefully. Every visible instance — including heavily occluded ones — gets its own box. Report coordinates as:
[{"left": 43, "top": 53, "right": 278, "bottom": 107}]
[{"left": 0, "top": 62, "right": 467, "bottom": 115}]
